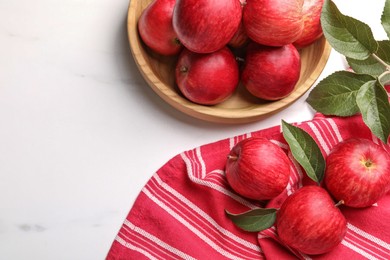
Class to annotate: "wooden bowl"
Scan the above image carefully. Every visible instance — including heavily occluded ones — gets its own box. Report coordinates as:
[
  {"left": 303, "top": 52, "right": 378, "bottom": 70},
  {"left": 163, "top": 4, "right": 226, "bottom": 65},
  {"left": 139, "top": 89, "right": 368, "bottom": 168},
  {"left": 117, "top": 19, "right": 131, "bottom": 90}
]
[{"left": 127, "top": 0, "right": 332, "bottom": 124}]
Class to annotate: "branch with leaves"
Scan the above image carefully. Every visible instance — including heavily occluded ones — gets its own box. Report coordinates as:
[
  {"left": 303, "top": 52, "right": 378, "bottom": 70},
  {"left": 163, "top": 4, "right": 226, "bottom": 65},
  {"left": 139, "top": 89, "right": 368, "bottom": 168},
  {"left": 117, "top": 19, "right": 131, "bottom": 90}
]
[{"left": 307, "top": 0, "right": 390, "bottom": 144}]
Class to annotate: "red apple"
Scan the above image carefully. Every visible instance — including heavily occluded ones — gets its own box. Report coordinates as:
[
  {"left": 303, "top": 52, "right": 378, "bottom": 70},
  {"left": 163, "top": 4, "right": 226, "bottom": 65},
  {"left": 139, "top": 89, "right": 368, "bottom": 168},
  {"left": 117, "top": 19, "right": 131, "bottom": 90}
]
[
  {"left": 225, "top": 137, "right": 291, "bottom": 200},
  {"left": 242, "top": 0, "right": 304, "bottom": 46},
  {"left": 241, "top": 43, "right": 301, "bottom": 101},
  {"left": 228, "top": 20, "right": 249, "bottom": 49},
  {"left": 172, "top": 0, "right": 242, "bottom": 53},
  {"left": 175, "top": 47, "right": 239, "bottom": 105},
  {"left": 276, "top": 185, "right": 347, "bottom": 255},
  {"left": 293, "top": 0, "right": 324, "bottom": 49},
  {"left": 138, "top": 0, "right": 182, "bottom": 56},
  {"left": 228, "top": 3, "right": 249, "bottom": 49},
  {"left": 324, "top": 138, "right": 390, "bottom": 208}
]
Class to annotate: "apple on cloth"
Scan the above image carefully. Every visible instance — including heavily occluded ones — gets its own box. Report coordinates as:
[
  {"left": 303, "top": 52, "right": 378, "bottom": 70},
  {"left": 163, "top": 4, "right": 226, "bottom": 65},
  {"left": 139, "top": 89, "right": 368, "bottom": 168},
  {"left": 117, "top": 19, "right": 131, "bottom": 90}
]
[{"left": 106, "top": 86, "right": 390, "bottom": 259}]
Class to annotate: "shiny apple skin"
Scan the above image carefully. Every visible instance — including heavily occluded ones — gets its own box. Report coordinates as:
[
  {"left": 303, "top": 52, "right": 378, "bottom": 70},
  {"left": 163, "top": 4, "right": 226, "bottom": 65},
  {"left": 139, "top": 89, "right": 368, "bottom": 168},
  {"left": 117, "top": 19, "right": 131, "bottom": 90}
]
[
  {"left": 175, "top": 47, "right": 239, "bottom": 105},
  {"left": 228, "top": 20, "right": 249, "bottom": 49},
  {"left": 241, "top": 43, "right": 301, "bottom": 101},
  {"left": 325, "top": 138, "right": 390, "bottom": 208},
  {"left": 225, "top": 137, "right": 291, "bottom": 200},
  {"left": 243, "top": 0, "right": 304, "bottom": 46},
  {"left": 294, "top": 0, "right": 324, "bottom": 49},
  {"left": 276, "top": 185, "right": 347, "bottom": 255},
  {"left": 138, "top": 0, "right": 182, "bottom": 56},
  {"left": 172, "top": 0, "right": 242, "bottom": 53}
]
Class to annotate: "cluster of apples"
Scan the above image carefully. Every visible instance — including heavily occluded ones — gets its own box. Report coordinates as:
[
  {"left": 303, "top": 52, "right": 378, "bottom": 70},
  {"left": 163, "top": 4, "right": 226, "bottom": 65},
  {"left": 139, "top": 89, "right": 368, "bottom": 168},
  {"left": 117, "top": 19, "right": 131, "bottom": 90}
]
[
  {"left": 225, "top": 137, "right": 390, "bottom": 255},
  {"left": 138, "top": 0, "right": 324, "bottom": 105}
]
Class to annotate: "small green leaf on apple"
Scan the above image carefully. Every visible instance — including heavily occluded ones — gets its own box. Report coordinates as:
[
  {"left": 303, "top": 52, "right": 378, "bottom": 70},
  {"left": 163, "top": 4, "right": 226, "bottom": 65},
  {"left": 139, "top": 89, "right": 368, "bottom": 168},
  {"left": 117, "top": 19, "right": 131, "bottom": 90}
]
[
  {"left": 225, "top": 208, "right": 277, "bottom": 232},
  {"left": 282, "top": 120, "right": 325, "bottom": 184},
  {"left": 356, "top": 79, "right": 390, "bottom": 144}
]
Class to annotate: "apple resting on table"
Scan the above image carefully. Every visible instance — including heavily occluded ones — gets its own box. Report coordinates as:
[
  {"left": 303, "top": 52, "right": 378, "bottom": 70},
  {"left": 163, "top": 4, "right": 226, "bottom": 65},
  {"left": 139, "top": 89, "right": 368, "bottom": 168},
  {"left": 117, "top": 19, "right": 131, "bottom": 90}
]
[
  {"left": 175, "top": 47, "right": 239, "bottom": 105},
  {"left": 137, "top": 0, "right": 182, "bottom": 56},
  {"left": 276, "top": 185, "right": 347, "bottom": 255},
  {"left": 172, "top": 0, "right": 242, "bottom": 53},
  {"left": 325, "top": 138, "right": 390, "bottom": 208},
  {"left": 241, "top": 43, "right": 301, "bottom": 101},
  {"left": 225, "top": 137, "right": 291, "bottom": 200}
]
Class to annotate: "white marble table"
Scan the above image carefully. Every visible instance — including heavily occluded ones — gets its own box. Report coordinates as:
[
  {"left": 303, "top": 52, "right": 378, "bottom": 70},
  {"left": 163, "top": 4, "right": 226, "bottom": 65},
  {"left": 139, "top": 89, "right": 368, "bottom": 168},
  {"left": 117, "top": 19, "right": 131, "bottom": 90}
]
[{"left": 0, "top": 0, "right": 387, "bottom": 259}]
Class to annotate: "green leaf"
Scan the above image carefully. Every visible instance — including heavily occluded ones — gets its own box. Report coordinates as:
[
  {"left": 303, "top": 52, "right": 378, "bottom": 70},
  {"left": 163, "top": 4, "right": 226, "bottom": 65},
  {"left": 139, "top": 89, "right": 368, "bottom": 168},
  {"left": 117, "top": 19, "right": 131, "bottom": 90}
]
[
  {"left": 347, "top": 41, "right": 390, "bottom": 77},
  {"left": 281, "top": 120, "right": 326, "bottom": 183},
  {"left": 225, "top": 208, "right": 277, "bottom": 232},
  {"left": 321, "top": 0, "right": 378, "bottom": 60},
  {"left": 381, "top": 0, "right": 390, "bottom": 39},
  {"left": 307, "top": 71, "right": 375, "bottom": 116},
  {"left": 356, "top": 80, "right": 390, "bottom": 144}
]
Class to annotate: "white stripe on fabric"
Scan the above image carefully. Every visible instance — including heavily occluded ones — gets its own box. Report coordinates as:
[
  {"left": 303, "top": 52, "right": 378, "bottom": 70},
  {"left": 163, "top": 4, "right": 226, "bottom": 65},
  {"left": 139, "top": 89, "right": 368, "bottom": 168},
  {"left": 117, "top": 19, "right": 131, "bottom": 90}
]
[
  {"left": 121, "top": 225, "right": 181, "bottom": 260},
  {"left": 342, "top": 239, "right": 379, "bottom": 260},
  {"left": 180, "top": 152, "right": 258, "bottom": 209},
  {"left": 288, "top": 152, "right": 304, "bottom": 190},
  {"left": 123, "top": 220, "right": 197, "bottom": 260},
  {"left": 229, "top": 137, "right": 235, "bottom": 150},
  {"left": 145, "top": 178, "right": 253, "bottom": 258},
  {"left": 146, "top": 178, "right": 262, "bottom": 259},
  {"left": 195, "top": 147, "right": 206, "bottom": 179},
  {"left": 348, "top": 223, "right": 390, "bottom": 251},
  {"left": 209, "top": 169, "right": 224, "bottom": 176},
  {"left": 344, "top": 234, "right": 389, "bottom": 260},
  {"left": 307, "top": 121, "right": 331, "bottom": 154},
  {"left": 313, "top": 120, "right": 334, "bottom": 150},
  {"left": 258, "top": 228, "right": 311, "bottom": 260},
  {"left": 115, "top": 235, "right": 159, "bottom": 260},
  {"left": 229, "top": 133, "right": 252, "bottom": 150},
  {"left": 270, "top": 139, "right": 289, "bottom": 150},
  {"left": 153, "top": 174, "right": 261, "bottom": 253},
  {"left": 285, "top": 181, "right": 293, "bottom": 196},
  {"left": 187, "top": 150, "right": 201, "bottom": 179},
  {"left": 319, "top": 119, "right": 338, "bottom": 145},
  {"left": 142, "top": 187, "right": 250, "bottom": 260},
  {"left": 326, "top": 118, "right": 343, "bottom": 142}
]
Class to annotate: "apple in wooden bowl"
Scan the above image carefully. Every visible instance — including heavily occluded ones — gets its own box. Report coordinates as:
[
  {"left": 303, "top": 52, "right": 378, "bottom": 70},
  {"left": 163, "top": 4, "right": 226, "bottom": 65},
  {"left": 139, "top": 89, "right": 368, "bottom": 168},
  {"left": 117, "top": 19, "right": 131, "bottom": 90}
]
[{"left": 127, "top": 0, "right": 331, "bottom": 124}]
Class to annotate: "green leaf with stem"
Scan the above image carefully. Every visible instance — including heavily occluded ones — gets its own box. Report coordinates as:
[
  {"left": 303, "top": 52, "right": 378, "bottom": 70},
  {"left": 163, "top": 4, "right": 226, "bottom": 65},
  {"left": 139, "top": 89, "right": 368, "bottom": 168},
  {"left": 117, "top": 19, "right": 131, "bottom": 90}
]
[
  {"left": 381, "top": 0, "right": 390, "bottom": 39},
  {"left": 307, "top": 71, "right": 375, "bottom": 116},
  {"left": 225, "top": 208, "right": 277, "bottom": 232},
  {"left": 347, "top": 40, "right": 390, "bottom": 78},
  {"left": 281, "top": 120, "right": 325, "bottom": 184},
  {"left": 356, "top": 80, "right": 390, "bottom": 144},
  {"left": 321, "top": 0, "right": 378, "bottom": 60}
]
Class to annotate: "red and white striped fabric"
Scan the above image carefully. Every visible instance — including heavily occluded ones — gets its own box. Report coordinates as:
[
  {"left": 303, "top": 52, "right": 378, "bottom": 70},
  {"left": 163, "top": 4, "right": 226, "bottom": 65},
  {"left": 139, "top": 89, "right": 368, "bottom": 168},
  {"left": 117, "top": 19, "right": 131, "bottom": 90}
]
[{"left": 107, "top": 87, "right": 390, "bottom": 260}]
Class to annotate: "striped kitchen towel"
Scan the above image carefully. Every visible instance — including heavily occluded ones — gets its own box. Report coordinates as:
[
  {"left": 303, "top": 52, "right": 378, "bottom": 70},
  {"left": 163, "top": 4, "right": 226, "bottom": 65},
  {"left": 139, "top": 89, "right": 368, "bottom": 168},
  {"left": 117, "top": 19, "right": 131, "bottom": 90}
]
[{"left": 107, "top": 88, "right": 390, "bottom": 259}]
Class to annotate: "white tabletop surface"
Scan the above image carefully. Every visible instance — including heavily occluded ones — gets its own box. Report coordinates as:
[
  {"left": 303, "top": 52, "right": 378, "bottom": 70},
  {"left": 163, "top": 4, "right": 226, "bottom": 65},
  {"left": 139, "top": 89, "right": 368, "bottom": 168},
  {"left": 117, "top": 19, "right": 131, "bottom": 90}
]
[{"left": 0, "top": 0, "right": 387, "bottom": 259}]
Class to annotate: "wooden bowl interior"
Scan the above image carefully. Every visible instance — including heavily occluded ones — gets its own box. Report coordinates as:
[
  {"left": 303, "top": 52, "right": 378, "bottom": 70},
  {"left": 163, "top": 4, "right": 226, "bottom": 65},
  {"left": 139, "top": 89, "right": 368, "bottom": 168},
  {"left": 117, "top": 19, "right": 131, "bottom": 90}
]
[{"left": 128, "top": 0, "right": 331, "bottom": 123}]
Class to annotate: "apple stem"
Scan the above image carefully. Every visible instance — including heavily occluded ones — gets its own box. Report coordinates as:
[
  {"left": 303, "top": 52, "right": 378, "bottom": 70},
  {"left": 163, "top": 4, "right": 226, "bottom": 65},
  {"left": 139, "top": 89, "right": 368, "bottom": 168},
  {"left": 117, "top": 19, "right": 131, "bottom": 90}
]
[
  {"left": 174, "top": 37, "right": 181, "bottom": 46},
  {"left": 227, "top": 155, "right": 238, "bottom": 160},
  {"left": 372, "top": 53, "right": 390, "bottom": 71},
  {"left": 335, "top": 200, "right": 344, "bottom": 207},
  {"left": 365, "top": 159, "right": 373, "bottom": 168},
  {"left": 235, "top": 57, "right": 245, "bottom": 64},
  {"left": 180, "top": 66, "right": 188, "bottom": 73}
]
